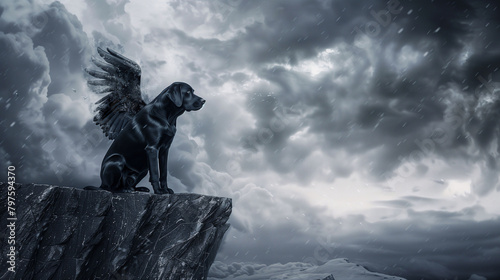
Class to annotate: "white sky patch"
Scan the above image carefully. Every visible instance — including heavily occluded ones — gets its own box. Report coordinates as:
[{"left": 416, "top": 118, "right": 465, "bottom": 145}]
[
  {"left": 375, "top": 155, "right": 499, "bottom": 220},
  {"left": 124, "top": 0, "right": 261, "bottom": 41},
  {"left": 382, "top": 44, "right": 423, "bottom": 74},
  {"left": 278, "top": 173, "right": 386, "bottom": 221},
  {"left": 282, "top": 43, "right": 373, "bottom": 89},
  {"left": 126, "top": 1, "right": 172, "bottom": 34},
  {"left": 458, "top": 48, "right": 471, "bottom": 66},
  {"left": 43, "top": 93, "right": 93, "bottom": 129},
  {"left": 289, "top": 128, "right": 309, "bottom": 142},
  {"left": 295, "top": 48, "right": 339, "bottom": 76},
  {"left": 477, "top": 192, "right": 500, "bottom": 217},
  {"left": 444, "top": 179, "right": 472, "bottom": 197}
]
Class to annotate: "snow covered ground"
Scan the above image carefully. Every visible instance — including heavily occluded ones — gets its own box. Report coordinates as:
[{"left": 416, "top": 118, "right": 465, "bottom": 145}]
[{"left": 208, "top": 258, "right": 406, "bottom": 280}]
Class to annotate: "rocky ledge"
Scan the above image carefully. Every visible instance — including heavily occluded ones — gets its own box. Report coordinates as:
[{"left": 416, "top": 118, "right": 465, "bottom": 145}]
[{"left": 0, "top": 183, "right": 231, "bottom": 280}]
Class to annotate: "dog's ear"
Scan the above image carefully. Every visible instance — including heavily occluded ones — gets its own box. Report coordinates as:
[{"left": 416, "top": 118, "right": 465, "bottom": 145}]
[{"left": 167, "top": 83, "right": 183, "bottom": 107}]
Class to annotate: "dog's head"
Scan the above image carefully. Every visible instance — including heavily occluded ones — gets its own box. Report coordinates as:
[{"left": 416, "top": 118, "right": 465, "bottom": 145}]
[{"left": 163, "top": 82, "right": 205, "bottom": 111}]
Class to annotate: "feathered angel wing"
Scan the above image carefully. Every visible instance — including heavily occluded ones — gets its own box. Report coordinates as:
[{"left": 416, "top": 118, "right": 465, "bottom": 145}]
[{"left": 86, "top": 47, "right": 146, "bottom": 139}]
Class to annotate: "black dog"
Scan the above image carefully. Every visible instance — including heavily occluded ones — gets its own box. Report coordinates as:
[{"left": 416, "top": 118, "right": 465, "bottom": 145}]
[{"left": 85, "top": 48, "right": 205, "bottom": 194}]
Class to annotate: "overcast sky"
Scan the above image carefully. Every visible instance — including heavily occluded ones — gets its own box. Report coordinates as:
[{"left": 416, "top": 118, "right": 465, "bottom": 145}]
[{"left": 1, "top": 0, "right": 500, "bottom": 279}]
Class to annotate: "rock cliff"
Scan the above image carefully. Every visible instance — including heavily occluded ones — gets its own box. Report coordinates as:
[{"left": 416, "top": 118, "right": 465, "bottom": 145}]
[{"left": 0, "top": 183, "right": 231, "bottom": 280}]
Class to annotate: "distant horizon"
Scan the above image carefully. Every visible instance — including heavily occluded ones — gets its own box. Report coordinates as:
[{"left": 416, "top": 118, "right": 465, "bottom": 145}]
[{"left": 1, "top": 0, "right": 499, "bottom": 279}]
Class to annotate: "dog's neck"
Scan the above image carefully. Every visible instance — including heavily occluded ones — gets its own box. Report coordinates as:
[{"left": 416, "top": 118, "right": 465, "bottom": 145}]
[{"left": 151, "top": 98, "right": 185, "bottom": 124}]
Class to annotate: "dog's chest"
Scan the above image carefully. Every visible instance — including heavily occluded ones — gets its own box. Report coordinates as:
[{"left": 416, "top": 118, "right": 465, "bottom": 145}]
[
  {"left": 163, "top": 123, "right": 176, "bottom": 137},
  {"left": 153, "top": 117, "right": 176, "bottom": 139}
]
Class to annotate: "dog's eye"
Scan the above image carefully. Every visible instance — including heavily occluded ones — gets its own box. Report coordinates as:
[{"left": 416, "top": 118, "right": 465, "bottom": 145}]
[{"left": 186, "top": 90, "right": 191, "bottom": 94}]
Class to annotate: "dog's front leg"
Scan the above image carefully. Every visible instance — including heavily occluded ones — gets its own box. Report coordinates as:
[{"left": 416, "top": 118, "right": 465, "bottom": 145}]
[
  {"left": 145, "top": 145, "right": 162, "bottom": 194},
  {"left": 159, "top": 146, "right": 174, "bottom": 194}
]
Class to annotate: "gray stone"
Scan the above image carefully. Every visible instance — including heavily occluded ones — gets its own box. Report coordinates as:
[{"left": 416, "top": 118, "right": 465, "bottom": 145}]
[{"left": 0, "top": 183, "right": 231, "bottom": 280}]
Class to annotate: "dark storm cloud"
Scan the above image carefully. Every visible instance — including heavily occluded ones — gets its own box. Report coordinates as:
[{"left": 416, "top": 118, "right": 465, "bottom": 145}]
[
  {"left": 142, "top": 1, "right": 398, "bottom": 183},
  {"left": 0, "top": 29, "right": 51, "bottom": 182},
  {"left": 31, "top": 2, "right": 90, "bottom": 95},
  {"left": 2, "top": 0, "right": 498, "bottom": 195},
  {"left": 165, "top": 0, "right": 500, "bottom": 194},
  {"left": 161, "top": 0, "right": 368, "bottom": 70},
  {"left": 384, "top": 0, "right": 500, "bottom": 164},
  {"left": 352, "top": 209, "right": 500, "bottom": 280},
  {"left": 371, "top": 1, "right": 500, "bottom": 194},
  {"left": 0, "top": 1, "right": 99, "bottom": 187},
  {"left": 387, "top": 0, "right": 474, "bottom": 52}
]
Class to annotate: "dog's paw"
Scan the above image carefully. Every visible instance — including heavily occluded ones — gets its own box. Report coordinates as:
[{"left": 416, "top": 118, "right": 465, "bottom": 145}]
[{"left": 154, "top": 187, "right": 174, "bottom": 195}]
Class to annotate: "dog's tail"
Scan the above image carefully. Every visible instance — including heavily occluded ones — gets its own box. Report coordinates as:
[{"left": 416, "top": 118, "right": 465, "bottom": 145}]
[{"left": 135, "top": 186, "right": 150, "bottom": 193}]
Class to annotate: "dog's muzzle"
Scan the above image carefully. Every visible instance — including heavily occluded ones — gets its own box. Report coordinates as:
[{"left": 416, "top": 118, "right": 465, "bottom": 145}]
[{"left": 193, "top": 98, "right": 206, "bottom": 110}]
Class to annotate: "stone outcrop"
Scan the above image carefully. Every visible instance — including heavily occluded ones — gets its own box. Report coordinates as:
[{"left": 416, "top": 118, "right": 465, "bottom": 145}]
[{"left": 0, "top": 183, "right": 231, "bottom": 280}]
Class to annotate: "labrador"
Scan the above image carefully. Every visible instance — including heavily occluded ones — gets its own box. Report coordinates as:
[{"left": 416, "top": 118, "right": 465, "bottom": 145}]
[{"left": 84, "top": 48, "right": 205, "bottom": 194}]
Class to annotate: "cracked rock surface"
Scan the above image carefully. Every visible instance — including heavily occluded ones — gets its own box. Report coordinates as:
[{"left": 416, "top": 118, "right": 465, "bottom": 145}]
[{"left": 0, "top": 183, "right": 231, "bottom": 280}]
